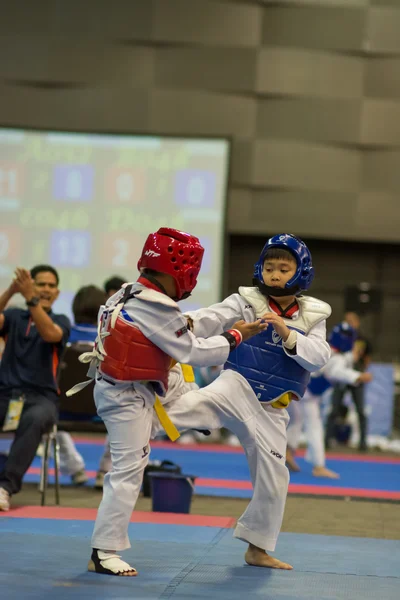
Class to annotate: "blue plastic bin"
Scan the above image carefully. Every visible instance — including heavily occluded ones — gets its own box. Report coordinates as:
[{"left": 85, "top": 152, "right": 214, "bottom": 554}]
[{"left": 148, "top": 472, "right": 196, "bottom": 513}]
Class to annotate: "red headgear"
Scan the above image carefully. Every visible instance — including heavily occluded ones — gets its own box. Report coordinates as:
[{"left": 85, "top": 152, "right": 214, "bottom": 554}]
[{"left": 137, "top": 227, "right": 204, "bottom": 300}]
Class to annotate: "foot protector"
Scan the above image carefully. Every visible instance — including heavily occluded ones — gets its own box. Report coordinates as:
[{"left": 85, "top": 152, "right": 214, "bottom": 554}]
[{"left": 88, "top": 549, "right": 138, "bottom": 576}]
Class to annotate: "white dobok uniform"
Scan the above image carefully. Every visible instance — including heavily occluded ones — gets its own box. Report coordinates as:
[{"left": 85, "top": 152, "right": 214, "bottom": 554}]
[
  {"left": 287, "top": 351, "right": 361, "bottom": 467},
  {"left": 152, "top": 288, "right": 331, "bottom": 552},
  {"left": 88, "top": 284, "right": 232, "bottom": 552}
]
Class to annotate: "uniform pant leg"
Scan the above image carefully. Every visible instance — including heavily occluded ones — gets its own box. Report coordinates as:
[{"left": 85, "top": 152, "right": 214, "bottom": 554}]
[
  {"left": 233, "top": 405, "right": 290, "bottom": 552},
  {"left": 302, "top": 395, "right": 325, "bottom": 467},
  {"left": 158, "top": 370, "right": 290, "bottom": 553},
  {"left": 350, "top": 384, "right": 367, "bottom": 448},
  {"left": 57, "top": 431, "right": 85, "bottom": 476},
  {"left": 154, "top": 369, "right": 263, "bottom": 437},
  {"left": 98, "top": 435, "right": 112, "bottom": 473},
  {"left": 91, "top": 381, "right": 154, "bottom": 551},
  {"left": 286, "top": 400, "right": 303, "bottom": 451}
]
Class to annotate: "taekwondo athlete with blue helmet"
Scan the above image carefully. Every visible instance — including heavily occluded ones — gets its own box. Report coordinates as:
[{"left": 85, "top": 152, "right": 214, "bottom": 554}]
[
  {"left": 152, "top": 234, "right": 331, "bottom": 570},
  {"left": 286, "top": 322, "right": 373, "bottom": 478}
]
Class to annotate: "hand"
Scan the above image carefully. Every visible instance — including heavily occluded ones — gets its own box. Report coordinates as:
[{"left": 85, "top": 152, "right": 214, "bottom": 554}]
[
  {"left": 8, "top": 277, "right": 19, "bottom": 296},
  {"left": 260, "top": 312, "right": 291, "bottom": 342},
  {"left": 357, "top": 372, "right": 373, "bottom": 384},
  {"left": 232, "top": 319, "right": 268, "bottom": 342},
  {"left": 13, "top": 268, "right": 36, "bottom": 301}
]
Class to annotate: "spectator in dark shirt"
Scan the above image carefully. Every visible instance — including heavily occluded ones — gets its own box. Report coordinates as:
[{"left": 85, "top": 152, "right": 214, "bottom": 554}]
[{"left": 0, "top": 265, "right": 70, "bottom": 511}]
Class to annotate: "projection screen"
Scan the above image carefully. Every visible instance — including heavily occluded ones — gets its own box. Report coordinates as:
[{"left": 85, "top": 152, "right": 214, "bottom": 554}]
[{"left": 0, "top": 127, "right": 230, "bottom": 319}]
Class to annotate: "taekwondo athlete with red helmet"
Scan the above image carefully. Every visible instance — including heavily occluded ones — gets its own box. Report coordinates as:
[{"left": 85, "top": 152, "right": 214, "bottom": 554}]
[
  {"left": 74, "top": 228, "right": 267, "bottom": 577},
  {"left": 286, "top": 322, "right": 373, "bottom": 478},
  {"left": 152, "top": 234, "right": 331, "bottom": 570}
]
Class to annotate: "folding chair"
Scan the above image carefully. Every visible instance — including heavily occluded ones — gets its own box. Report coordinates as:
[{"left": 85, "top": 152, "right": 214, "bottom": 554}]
[
  {"left": 57, "top": 342, "right": 103, "bottom": 430},
  {"left": 39, "top": 423, "right": 60, "bottom": 506},
  {"left": 39, "top": 342, "right": 97, "bottom": 505}
]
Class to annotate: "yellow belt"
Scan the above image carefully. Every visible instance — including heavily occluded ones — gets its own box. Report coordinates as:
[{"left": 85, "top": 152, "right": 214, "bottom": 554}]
[
  {"left": 154, "top": 396, "right": 180, "bottom": 441},
  {"left": 271, "top": 392, "right": 292, "bottom": 409},
  {"left": 180, "top": 364, "right": 195, "bottom": 383},
  {"left": 153, "top": 364, "right": 195, "bottom": 441}
]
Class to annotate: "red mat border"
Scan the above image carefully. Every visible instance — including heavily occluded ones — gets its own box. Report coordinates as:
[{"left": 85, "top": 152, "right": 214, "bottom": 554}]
[
  {"left": 287, "top": 484, "right": 400, "bottom": 500},
  {"left": 198, "top": 478, "right": 400, "bottom": 500},
  {"left": 26, "top": 468, "right": 400, "bottom": 500},
  {"left": 0, "top": 505, "right": 236, "bottom": 527},
  {"left": 70, "top": 437, "right": 400, "bottom": 464}
]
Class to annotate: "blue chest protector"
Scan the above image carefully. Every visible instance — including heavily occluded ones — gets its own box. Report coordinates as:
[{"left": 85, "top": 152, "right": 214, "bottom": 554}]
[
  {"left": 307, "top": 374, "right": 331, "bottom": 396},
  {"left": 225, "top": 325, "right": 310, "bottom": 403}
]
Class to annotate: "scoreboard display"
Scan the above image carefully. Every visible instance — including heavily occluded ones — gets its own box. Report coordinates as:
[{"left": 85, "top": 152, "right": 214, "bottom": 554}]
[{"left": 0, "top": 128, "right": 230, "bottom": 318}]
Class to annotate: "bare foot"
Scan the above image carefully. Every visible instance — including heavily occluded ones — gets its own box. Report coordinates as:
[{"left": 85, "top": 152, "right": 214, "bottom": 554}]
[
  {"left": 312, "top": 466, "right": 340, "bottom": 479},
  {"left": 285, "top": 447, "right": 301, "bottom": 472},
  {"left": 245, "top": 544, "right": 293, "bottom": 570}
]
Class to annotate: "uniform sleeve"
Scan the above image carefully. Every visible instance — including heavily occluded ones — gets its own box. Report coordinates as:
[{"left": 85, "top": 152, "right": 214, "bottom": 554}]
[
  {"left": 285, "top": 319, "right": 331, "bottom": 372},
  {"left": 185, "top": 294, "right": 249, "bottom": 337},
  {"left": 54, "top": 314, "right": 71, "bottom": 347},
  {"left": 322, "top": 352, "right": 361, "bottom": 386},
  {"left": 128, "top": 297, "right": 231, "bottom": 368}
]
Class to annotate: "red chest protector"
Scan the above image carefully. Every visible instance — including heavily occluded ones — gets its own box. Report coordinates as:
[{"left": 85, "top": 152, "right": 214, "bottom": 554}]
[{"left": 99, "top": 279, "right": 172, "bottom": 391}]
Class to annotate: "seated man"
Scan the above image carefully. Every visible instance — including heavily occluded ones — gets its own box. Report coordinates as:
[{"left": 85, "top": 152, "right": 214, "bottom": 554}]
[{"left": 0, "top": 265, "right": 70, "bottom": 511}]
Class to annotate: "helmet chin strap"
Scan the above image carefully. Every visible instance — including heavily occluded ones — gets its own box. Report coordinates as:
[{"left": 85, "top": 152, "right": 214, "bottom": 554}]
[{"left": 253, "top": 279, "right": 302, "bottom": 297}]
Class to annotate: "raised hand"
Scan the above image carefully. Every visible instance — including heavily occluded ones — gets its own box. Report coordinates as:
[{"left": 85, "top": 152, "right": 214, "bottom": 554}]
[
  {"left": 8, "top": 277, "right": 19, "bottom": 296},
  {"left": 260, "top": 312, "right": 291, "bottom": 342},
  {"left": 232, "top": 319, "right": 268, "bottom": 342},
  {"left": 14, "top": 268, "right": 36, "bottom": 301}
]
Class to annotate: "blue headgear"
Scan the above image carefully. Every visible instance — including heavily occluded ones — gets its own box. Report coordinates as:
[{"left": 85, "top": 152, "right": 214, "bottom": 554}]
[
  {"left": 253, "top": 234, "right": 314, "bottom": 297},
  {"left": 328, "top": 322, "right": 357, "bottom": 353}
]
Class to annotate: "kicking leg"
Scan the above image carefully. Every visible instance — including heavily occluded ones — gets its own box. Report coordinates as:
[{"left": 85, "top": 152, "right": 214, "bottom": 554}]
[{"left": 156, "top": 369, "right": 293, "bottom": 568}]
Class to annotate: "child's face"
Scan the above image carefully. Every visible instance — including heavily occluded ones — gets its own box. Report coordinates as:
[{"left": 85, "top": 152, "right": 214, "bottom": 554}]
[{"left": 262, "top": 258, "right": 297, "bottom": 291}]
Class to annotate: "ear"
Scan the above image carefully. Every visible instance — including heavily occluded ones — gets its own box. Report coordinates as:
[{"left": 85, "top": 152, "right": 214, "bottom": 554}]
[{"left": 53, "top": 289, "right": 60, "bottom": 301}]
